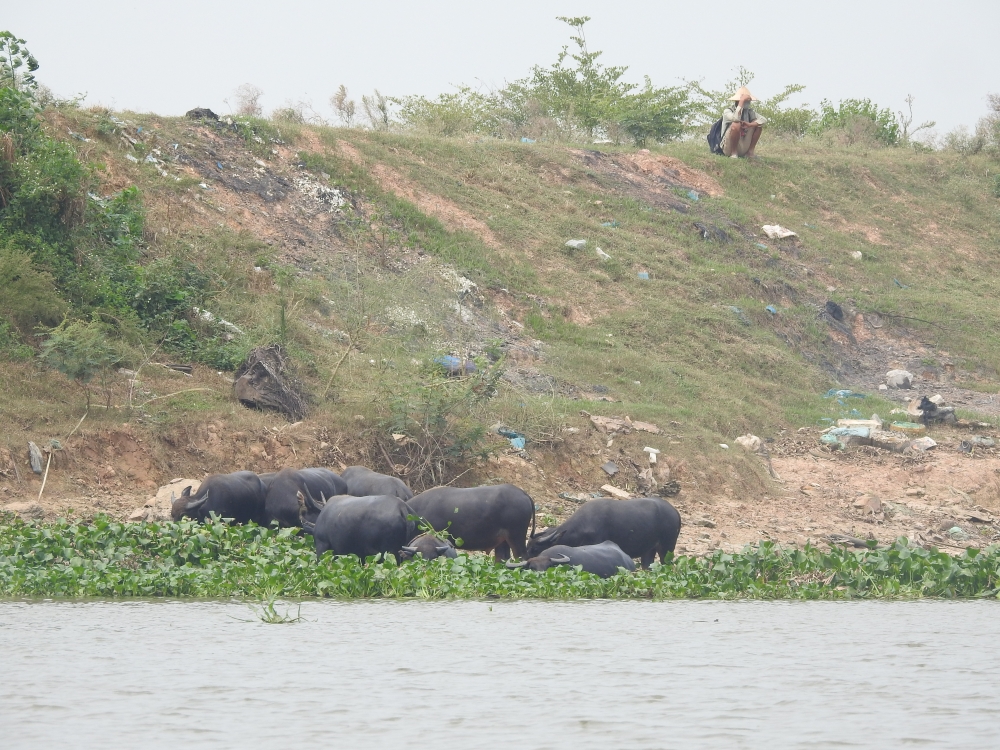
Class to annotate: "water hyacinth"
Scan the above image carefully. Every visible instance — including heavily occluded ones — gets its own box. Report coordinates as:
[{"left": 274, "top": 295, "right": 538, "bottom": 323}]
[{"left": 2, "top": 515, "right": 1000, "bottom": 600}]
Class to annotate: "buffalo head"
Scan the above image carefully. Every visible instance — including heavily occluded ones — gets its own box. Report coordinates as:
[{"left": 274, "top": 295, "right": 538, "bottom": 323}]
[
  {"left": 171, "top": 485, "right": 208, "bottom": 521},
  {"left": 399, "top": 533, "right": 458, "bottom": 561}
]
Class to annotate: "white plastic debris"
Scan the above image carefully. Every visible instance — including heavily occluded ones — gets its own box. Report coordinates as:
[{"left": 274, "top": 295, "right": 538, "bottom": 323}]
[
  {"left": 762, "top": 225, "right": 797, "bottom": 239},
  {"left": 735, "top": 434, "right": 762, "bottom": 452},
  {"left": 192, "top": 307, "right": 243, "bottom": 334},
  {"left": 565, "top": 239, "right": 587, "bottom": 250},
  {"left": 596, "top": 247, "right": 612, "bottom": 261},
  {"left": 125, "top": 153, "right": 139, "bottom": 163},
  {"left": 850, "top": 251, "right": 863, "bottom": 260}
]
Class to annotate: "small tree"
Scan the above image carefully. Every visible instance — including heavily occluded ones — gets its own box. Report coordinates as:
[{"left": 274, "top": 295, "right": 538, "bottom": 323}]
[
  {"left": 361, "top": 90, "right": 392, "bottom": 130},
  {"left": 0, "top": 31, "right": 39, "bottom": 92},
  {"left": 330, "top": 85, "right": 356, "bottom": 127},
  {"left": 232, "top": 83, "right": 264, "bottom": 116},
  {"left": 897, "top": 94, "right": 935, "bottom": 145},
  {"left": 39, "top": 317, "right": 122, "bottom": 409}
]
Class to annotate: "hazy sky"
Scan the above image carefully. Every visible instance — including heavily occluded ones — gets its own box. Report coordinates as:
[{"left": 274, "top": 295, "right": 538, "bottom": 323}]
[{"left": 7, "top": 0, "right": 999, "bottom": 136}]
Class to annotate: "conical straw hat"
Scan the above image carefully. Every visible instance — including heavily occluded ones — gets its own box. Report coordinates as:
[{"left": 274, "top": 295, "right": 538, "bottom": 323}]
[{"left": 729, "top": 86, "right": 757, "bottom": 101}]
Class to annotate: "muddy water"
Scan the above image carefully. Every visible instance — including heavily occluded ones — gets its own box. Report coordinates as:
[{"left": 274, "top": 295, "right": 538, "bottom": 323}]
[{"left": 2, "top": 600, "right": 998, "bottom": 749}]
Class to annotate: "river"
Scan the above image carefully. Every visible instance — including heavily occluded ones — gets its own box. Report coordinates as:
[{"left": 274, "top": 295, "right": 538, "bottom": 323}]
[{"left": 2, "top": 599, "right": 998, "bottom": 748}]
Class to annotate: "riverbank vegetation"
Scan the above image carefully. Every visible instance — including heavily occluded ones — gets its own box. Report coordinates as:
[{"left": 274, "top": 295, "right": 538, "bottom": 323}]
[{"left": 2, "top": 516, "right": 999, "bottom": 600}]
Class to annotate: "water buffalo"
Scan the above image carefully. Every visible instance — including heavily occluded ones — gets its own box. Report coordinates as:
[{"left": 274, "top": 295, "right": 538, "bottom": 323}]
[
  {"left": 507, "top": 541, "right": 635, "bottom": 578},
  {"left": 341, "top": 466, "right": 413, "bottom": 501},
  {"left": 406, "top": 484, "right": 535, "bottom": 561},
  {"left": 301, "top": 494, "right": 417, "bottom": 563},
  {"left": 526, "top": 497, "right": 681, "bottom": 568},
  {"left": 262, "top": 467, "right": 347, "bottom": 527},
  {"left": 170, "top": 471, "right": 267, "bottom": 524},
  {"left": 399, "top": 533, "right": 458, "bottom": 561}
]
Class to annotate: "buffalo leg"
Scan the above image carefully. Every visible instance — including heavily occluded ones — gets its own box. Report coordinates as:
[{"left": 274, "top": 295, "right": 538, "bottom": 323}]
[
  {"left": 493, "top": 541, "right": 511, "bottom": 562},
  {"left": 640, "top": 551, "right": 655, "bottom": 569}
]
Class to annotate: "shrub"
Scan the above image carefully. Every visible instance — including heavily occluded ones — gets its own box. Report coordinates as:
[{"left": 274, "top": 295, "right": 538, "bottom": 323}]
[
  {"left": 0, "top": 320, "right": 33, "bottom": 360},
  {"left": 0, "top": 238, "right": 66, "bottom": 333},
  {"left": 812, "top": 98, "right": 901, "bottom": 146},
  {"left": 394, "top": 17, "right": 690, "bottom": 145},
  {"left": 39, "top": 317, "right": 123, "bottom": 408},
  {"left": 376, "top": 360, "right": 503, "bottom": 490}
]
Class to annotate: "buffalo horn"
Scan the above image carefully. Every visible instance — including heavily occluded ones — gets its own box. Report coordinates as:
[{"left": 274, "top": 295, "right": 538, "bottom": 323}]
[
  {"left": 170, "top": 491, "right": 176, "bottom": 503},
  {"left": 185, "top": 490, "right": 208, "bottom": 511},
  {"left": 505, "top": 560, "right": 528, "bottom": 569},
  {"left": 400, "top": 546, "right": 418, "bottom": 553},
  {"left": 435, "top": 546, "right": 451, "bottom": 554},
  {"left": 549, "top": 554, "right": 572, "bottom": 564}
]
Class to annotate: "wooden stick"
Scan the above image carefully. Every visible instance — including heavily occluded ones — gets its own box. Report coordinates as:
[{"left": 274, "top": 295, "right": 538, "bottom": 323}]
[
  {"left": 137, "top": 388, "right": 215, "bottom": 407},
  {"left": 321, "top": 337, "right": 352, "bottom": 401},
  {"left": 37, "top": 452, "right": 52, "bottom": 502},
  {"left": 66, "top": 410, "right": 88, "bottom": 439}
]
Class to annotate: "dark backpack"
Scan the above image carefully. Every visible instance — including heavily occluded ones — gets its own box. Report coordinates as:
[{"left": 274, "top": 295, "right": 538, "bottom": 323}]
[{"left": 707, "top": 118, "right": 725, "bottom": 154}]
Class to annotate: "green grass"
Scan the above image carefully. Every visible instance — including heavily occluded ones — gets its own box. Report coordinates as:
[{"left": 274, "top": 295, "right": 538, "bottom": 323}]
[
  {"left": 6, "top": 107, "right": 1000, "bottom": 501},
  {"left": 3, "top": 516, "right": 1000, "bottom": 600}
]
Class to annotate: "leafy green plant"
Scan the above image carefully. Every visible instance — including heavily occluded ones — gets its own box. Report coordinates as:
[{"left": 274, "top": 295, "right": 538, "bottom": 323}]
[
  {"left": 378, "top": 360, "right": 503, "bottom": 489},
  {"left": 0, "top": 238, "right": 66, "bottom": 333},
  {"left": 4, "top": 516, "right": 1000, "bottom": 600},
  {"left": 394, "top": 17, "right": 689, "bottom": 144},
  {"left": 0, "top": 320, "right": 33, "bottom": 360},
  {"left": 38, "top": 317, "right": 122, "bottom": 408},
  {"left": 813, "top": 98, "right": 901, "bottom": 146},
  {"left": 0, "top": 31, "right": 38, "bottom": 92}
]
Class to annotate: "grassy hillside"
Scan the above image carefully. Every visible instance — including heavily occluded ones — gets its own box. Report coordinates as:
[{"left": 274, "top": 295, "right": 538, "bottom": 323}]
[{"left": 2, "top": 102, "right": 1000, "bottom": 511}]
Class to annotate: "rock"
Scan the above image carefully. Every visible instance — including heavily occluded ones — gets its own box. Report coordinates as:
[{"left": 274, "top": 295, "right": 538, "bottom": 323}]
[
  {"left": 910, "top": 437, "right": 937, "bottom": 451},
  {"left": 852, "top": 495, "right": 881, "bottom": 513},
  {"left": 185, "top": 107, "right": 219, "bottom": 120},
  {"left": 600, "top": 484, "right": 631, "bottom": 500},
  {"left": 735, "top": 434, "right": 762, "bottom": 452},
  {"left": 601, "top": 461, "right": 619, "bottom": 477},
  {"left": 885, "top": 369, "right": 914, "bottom": 389},
  {"left": 588, "top": 414, "right": 661, "bottom": 435},
  {"left": 138, "top": 477, "right": 201, "bottom": 522},
  {"left": 694, "top": 518, "right": 717, "bottom": 528}
]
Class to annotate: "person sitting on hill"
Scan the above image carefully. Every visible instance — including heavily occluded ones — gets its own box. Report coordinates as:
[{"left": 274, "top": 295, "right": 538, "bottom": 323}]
[{"left": 722, "top": 86, "right": 767, "bottom": 159}]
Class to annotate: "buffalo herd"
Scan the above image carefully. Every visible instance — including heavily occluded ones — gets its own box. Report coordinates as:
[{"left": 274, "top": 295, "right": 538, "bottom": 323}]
[{"left": 170, "top": 466, "right": 682, "bottom": 578}]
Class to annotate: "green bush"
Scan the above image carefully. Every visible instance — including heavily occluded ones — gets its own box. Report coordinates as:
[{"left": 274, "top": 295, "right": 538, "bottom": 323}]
[
  {"left": 813, "top": 98, "right": 901, "bottom": 146},
  {"left": 38, "top": 316, "right": 123, "bottom": 407},
  {"left": 395, "top": 17, "right": 689, "bottom": 144},
  {"left": 0, "top": 320, "right": 33, "bottom": 360},
  {"left": 0, "top": 238, "right": 66, "bottom": 332}
]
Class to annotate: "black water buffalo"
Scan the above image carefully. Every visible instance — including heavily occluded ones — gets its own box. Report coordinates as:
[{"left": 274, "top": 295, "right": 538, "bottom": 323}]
[
  {"left": 261, "top": 467, "right": 347, "bottom": 527},
  {"left": 406, "top": 484, "right": 535, "bottom": 561},
  {"left": 341, "top": 466, "right": 413, "bottom": 501},
  {"left": 170, "top": 471, "right": 267, "bottom": 524},
  {"left": 525, "top": 497, "right": 681, "bottom": 568},
  {"left": 399, "top": 533, "right": 458, "bottom": 561},
  {"left": 302, "top": 494, "right": 417, "bottom": 563},
  {"left": 508, "top": 541, "right": 635, "bottom": 578}
]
